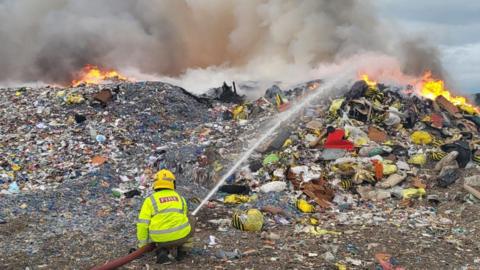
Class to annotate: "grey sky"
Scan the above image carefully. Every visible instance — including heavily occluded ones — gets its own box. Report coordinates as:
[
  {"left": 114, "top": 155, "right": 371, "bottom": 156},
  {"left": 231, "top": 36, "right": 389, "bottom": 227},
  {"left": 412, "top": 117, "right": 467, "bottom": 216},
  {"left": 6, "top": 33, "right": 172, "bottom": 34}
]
[{"left": 376, "top": 0, "right": 480, "bottom": 93}]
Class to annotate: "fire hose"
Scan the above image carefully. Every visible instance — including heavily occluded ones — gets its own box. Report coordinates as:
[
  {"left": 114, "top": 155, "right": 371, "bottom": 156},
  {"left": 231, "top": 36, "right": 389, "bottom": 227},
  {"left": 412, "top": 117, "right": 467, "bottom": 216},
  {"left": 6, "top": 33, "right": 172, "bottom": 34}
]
[{"left": 90, "top": 243, "right": 155, "bottom": 270}]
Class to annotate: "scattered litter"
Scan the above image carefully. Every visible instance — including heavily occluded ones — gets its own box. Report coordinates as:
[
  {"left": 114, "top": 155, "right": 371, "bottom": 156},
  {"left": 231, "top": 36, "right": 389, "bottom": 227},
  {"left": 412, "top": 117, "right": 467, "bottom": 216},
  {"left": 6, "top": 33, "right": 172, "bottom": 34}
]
[
  {"left": 1, "top": 76, "right": 479, "bottom": 269},
  {"left": 231, "top": 209, "right": 264, "bottom": 232}
]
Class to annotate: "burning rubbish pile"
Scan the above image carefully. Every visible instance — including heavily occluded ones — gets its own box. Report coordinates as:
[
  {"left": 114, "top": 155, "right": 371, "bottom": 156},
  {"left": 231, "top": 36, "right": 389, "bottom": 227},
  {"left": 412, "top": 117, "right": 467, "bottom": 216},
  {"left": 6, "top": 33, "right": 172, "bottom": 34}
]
[
  {"left": 1, "top": 74, "right": 480, "bottom": 269},
  {"left": 71, "top": 65, "right": 132, "bottom": 87}
]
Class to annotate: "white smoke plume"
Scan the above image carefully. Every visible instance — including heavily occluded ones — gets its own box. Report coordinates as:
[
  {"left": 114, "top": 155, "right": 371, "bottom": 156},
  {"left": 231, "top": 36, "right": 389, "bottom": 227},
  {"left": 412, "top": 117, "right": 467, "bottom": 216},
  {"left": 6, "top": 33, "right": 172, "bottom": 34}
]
[{"left": 0, "top": 0, "right": 444, "bottom": 91}]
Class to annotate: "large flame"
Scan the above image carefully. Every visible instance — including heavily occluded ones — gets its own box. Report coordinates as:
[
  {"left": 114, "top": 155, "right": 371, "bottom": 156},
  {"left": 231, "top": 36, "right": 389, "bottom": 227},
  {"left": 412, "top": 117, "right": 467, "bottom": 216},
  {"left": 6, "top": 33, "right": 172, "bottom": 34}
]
[
  {"left": 361, "top": 74, "right": 377, "bottom": 89},
  {"left": 71, "top": 65, "right": 131, "bottom": 87},
  {"left": 360, "top": 71, "right": 478, "bottom": 114},
  {"left": 419, "top": 72, "right": 478, "bottom": 114}
]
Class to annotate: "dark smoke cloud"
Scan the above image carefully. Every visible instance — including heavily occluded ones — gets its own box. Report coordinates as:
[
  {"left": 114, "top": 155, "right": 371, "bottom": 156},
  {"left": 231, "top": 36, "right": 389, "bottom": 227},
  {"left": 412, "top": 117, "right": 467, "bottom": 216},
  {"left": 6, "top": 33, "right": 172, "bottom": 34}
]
[{"left": 0, "top": 0, "right": 444, "bottom": 85}]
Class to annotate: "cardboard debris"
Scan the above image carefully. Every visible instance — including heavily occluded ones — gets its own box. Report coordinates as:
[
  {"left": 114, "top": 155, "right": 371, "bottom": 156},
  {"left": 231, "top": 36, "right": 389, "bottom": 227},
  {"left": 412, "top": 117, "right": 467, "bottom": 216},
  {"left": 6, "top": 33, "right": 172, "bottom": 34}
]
[
  {"left": 91, "top": 156, "right": 108, "bottom": 166},
  {"left": 93, "top": 89, "right": 113, "bottom": 104},
  {"left": 368, "top": 126, "right": 388, "bottom": 143},
  {"left": 306, "top": 120, "right": 323, "bottom": 130},
  {"left": 435, "top": 95, "right": 460, "bottom": 116}
]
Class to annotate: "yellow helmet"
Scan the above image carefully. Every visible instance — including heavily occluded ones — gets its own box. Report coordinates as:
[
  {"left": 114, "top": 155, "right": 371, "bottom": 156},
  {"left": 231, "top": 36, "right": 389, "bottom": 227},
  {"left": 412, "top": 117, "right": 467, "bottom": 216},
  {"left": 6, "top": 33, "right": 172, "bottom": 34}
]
[{"left": 153, "top": 169, "right": 176, "bottom": 190}]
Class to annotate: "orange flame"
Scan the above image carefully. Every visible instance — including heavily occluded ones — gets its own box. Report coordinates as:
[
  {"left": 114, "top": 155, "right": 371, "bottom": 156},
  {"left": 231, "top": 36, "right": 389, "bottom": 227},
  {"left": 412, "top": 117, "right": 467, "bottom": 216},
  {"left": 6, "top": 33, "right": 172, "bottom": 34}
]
[
  {"left": 307, "top": 81, "right": 320, "bottom": 90},
  {"left": 359, "top": 71, "right": 478, "bottom": 114},
  {"left": 419, "top": 72, "right": 478, "bottom": 114},
  {"left": 71, "top": 65, "right": 131, "bottom": 87},
  {"left": 361, "top": 74, "right": 377, "bottom": 89}
]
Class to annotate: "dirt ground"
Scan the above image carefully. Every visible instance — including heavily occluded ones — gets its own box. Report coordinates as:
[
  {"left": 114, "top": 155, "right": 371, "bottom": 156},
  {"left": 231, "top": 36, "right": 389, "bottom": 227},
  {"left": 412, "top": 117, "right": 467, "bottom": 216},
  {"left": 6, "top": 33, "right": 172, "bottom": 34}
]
[{"left": 1, "top": 180, "right": 479, "bottom": 270}]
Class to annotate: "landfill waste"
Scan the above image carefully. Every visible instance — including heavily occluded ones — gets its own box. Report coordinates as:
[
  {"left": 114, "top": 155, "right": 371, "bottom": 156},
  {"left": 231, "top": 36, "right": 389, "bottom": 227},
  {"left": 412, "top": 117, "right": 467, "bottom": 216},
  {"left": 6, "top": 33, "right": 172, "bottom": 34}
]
[
  {"left": 259, "top": 181, "right": 287, "bottom": 193},
  {"left": 7, "top": 182, "right": 20, "bottom": 194},
  {"left": 377, "top": 173, "right": 407, "bottom": 189},
  {"left": 296, "top": 199, "right": 315, "bottom": 213},
  {"left": 224, "top": 194, "right": 250, "bottom": 204},
  {"left": 218, "top": 185, "right": 251, "bottom": 195},
  {"left": 215, "top": 249, "right": 242, "bottom": 260},
  {"left": 74, "top": 114, "right": 87, "bottom": 124},
  {"left": 408, "top": 153, "right": 427, "bottom": 166},
  {"left": 410, "top": 131, "right": 433, "bottom": 145},
  {"left": 2, "top": 76, "right": 480, "bottom": 269},
  {"left": 231, "top": 209, "right": 264, "bottom": 232},
  {"left": 306, "top": 226, "right": 341, "bottom": 236},
  {"left": 434, "top": 151, "right": 459, "bottom": 171},
  {"left": 260, "top": 231, "right": 281, "bottom": 241},
  {"left": 437, "top": 168, "right": 460, "bottom": 187},
  {"left": 401, "top": 188, "right": 426, "bottom": 199},
  {"left": 375, "top": 253, "right": 406, "bottom": 270},
  {"left": 441, "top": 141, "right": 471, "bottom": 168},
  {"left": 464, "top": 175, "right": 480, "bottom": 187},
  {"left": 201, "top": 82, "right": 244, "bottom": 104}
]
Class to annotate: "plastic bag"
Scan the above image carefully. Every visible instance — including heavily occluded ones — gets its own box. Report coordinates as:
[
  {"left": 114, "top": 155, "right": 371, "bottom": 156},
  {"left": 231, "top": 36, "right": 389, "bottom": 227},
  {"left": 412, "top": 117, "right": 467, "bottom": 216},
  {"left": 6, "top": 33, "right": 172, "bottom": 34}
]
[
  {"left": 260, "top": 181, "right": 287, "bottom": 193},
  {"left": 408, "top": 153, "right": 427, "bottom": 166},
  {"left": 66, "top": 94, "right": 85, "bottom": 104},
  {"left": 382, "top": 163, "right": 397, "bottom": 176},
  {"left": 306, "top": 226, "right": 341, "bottom": 236},
  {"left": 329, "top": 98, "right": 345, "bottom": 114},
  {"left": 224, "top": 194, "right": 250, "bottom": 204},
  {"left": 410, "top": 131, "right": 432, "bottom": 145},
  {"left": 263, "top": 153, "right": 280, "bottom": 166},
  {"left": 402, "top": 188, "right": 426, "bottom": 199},
  {"left": 296, "top": 199, "right": 314, "bottom": 213}
]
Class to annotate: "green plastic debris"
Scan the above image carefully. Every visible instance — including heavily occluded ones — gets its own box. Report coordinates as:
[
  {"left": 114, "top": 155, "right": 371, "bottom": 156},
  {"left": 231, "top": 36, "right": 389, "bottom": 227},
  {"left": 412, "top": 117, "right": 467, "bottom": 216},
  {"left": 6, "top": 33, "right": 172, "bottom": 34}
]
[{"left": 263, "top": 153, "right": 280, "bottom": 166}]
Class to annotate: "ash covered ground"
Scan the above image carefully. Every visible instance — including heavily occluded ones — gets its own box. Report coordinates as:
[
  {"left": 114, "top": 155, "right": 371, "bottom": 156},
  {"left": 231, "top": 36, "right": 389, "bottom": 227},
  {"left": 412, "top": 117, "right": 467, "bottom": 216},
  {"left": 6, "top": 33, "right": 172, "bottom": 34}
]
[{"left": 1, "top": 80, "right": 480, "bottom": 270}]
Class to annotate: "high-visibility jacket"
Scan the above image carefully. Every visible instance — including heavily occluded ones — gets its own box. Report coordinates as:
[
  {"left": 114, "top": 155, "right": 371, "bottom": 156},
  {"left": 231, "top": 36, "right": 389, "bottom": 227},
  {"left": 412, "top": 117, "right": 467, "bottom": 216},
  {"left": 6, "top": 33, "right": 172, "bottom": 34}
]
[{"left": 136, "top": 189, "right": 191, "bottom": 247}]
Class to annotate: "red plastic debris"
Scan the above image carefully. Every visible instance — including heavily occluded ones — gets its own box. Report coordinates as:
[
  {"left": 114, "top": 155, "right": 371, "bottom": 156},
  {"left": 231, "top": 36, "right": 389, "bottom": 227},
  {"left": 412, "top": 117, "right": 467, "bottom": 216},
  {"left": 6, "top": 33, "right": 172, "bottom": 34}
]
[
  {"left": 324, "top": 129, "right": 354, "bottom": 151},
  {"left": 430, "top": 113, "right": 443, "bottom": 129}
]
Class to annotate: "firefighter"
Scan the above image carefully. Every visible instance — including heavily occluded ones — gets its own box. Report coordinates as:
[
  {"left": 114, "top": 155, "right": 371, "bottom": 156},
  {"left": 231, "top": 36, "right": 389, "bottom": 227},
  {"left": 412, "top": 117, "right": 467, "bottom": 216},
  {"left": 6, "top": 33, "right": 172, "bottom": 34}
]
[{"left": 136, "top": 169, "right": 193, "bottom": 263}]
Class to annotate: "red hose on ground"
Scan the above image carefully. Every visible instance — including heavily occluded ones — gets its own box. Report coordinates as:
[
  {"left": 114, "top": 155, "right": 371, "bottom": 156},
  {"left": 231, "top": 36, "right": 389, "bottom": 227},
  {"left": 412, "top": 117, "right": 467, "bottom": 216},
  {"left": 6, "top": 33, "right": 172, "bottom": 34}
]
[{"left": 90, "top": 243, "right": 156, "bottom": 270}]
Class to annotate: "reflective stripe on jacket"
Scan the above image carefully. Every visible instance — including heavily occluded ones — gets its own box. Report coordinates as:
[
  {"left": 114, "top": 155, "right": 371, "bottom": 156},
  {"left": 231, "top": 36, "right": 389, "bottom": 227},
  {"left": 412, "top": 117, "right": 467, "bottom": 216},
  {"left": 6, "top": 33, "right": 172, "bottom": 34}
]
[{"left": 136, "top": 190, "right": 191, "bottom": 246}]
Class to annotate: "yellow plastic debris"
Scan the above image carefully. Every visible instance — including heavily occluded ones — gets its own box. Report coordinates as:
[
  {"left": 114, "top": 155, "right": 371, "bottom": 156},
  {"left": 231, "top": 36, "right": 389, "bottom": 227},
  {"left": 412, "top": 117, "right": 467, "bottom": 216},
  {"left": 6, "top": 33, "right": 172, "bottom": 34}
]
[
  {"left": 382, "top": 163, "right": 397, "bottom": 176},
  {"left": 66, "top": 115, "right": 76, "bottom": 125},
  {"left": 299, "top": 216, "right": 319, "bottom": 225},
  {"left": 329, "top": 98, "right": 345, "bottom": 114},
  {"left": 213, "top": 160, "right": 223, "bottom": 172},
  {"left": 11, "top": 164, "right": 21, "bottom": 171},
  {"left": 308, "top": 226, "right": 341, "bottom": 236},
  {"left": 354, "top": 137, "right": 369, "bottom": 147},
  {"left": 224, "top": 194, "right": 250, "bottom": 204},
  {"left": 408, "top": 153, "right": 427, "bottom": 166},
  {"left": 66, "top": 94, "right": 85, "bottom": 104},
  {"left": 296, "top": 199, "right": 314, "bottom": 213},
  {"left": 402, "top": 188, "right": 426, "bottom": 199},
  {"left": 282, "top": 138, "right": 293, "bottom": 148},
  {"left": 411, "top": 131, "right": 433, "bottom": 145},
  {"left": 275, "top": 94, "right": 288, "bottom": 108},
  {"left": 232, "top": 105, "right": 247, "bottom": 120},
  {"left": 231, "top": 209, "right": 264, "bottom": 232},
  {"left": 56, "top": 90, "right": 66, "bottom": 97},
  {"left": 391, "top": 101, "right": 402, "bottom": 109},
  {"left": 335, "top": 263, "right": 347, "bottom": 270},
  {"left": 421, "top": 115, "right": 431, "bottom": 122}
]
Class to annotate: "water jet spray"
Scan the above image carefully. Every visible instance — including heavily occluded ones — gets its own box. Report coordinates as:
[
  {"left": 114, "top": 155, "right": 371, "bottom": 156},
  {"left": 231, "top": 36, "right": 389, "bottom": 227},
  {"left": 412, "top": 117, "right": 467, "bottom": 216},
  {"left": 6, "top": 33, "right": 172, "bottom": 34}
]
[{"left": 192, "top": 73, "right": 349, "bottom": 216}]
